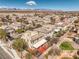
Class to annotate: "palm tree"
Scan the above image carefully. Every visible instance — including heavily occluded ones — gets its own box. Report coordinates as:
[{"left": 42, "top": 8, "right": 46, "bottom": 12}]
[
  {"left": 12, "top": 38, "right": 28, "bottom": 51},
  {"left": 12, "top": 38, "right": 28, "bottom": 59}
]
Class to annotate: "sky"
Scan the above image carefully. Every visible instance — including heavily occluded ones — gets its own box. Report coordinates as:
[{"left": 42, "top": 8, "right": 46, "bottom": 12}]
[{"left": 0, "top": 0, "right": 79, "bottom": 11}]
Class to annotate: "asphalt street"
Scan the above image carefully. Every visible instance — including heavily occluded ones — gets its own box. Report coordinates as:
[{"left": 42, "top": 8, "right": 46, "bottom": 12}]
[{"left": 0, "top": 47, "right": 13, "bottom": 59}]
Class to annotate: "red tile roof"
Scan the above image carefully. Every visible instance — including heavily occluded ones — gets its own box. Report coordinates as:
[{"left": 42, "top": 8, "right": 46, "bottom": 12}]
[{"left": 37, "top": 44, "right": 48, "bottom": 53}]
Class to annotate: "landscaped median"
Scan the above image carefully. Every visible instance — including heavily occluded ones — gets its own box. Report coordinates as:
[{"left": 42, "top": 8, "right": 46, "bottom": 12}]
[{"left": 59, "top": 41, "right": 74, "bottom": 50}]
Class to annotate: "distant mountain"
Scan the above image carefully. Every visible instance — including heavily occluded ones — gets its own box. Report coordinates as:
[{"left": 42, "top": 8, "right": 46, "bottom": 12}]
[
  {"left": 0, "top": 8, "right": 64, "bottom": 14},
  {"left": 0, "top": 8, "right": 63, "bottom": 11}
]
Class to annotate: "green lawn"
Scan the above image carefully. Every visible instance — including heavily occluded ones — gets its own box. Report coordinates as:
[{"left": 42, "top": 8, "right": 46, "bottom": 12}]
[{"left": 59, "top": 41, "right": 74, "bottom": 50}]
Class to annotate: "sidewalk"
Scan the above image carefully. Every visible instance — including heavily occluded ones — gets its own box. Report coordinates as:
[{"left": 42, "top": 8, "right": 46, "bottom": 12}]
[{"left": 0, "top": 40, "right": 20, "bottom": 59}]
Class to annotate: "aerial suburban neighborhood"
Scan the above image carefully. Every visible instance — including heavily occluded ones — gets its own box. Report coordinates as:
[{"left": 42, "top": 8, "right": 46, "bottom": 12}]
[
  {"left": 0, "top": 9, "right": 79, "bottom": 59},
  {"left": 0, "top": 0, "right": 79, "bottom": 59}
]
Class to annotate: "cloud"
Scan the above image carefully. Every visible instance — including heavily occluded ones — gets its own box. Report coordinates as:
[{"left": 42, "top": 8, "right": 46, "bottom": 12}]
[
  {"left": 0, "top": 6, "right": 8, "bottom": 8},
  {"left": 26, "top": 1, "right": 37, "bottom": 6}
]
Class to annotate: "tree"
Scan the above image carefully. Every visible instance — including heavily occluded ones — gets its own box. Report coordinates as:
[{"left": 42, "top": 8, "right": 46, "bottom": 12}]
[
  {"left": 44, "top": 46, "right": 61, "bottom": 59},
  {"left": 12, "top": 38, "right": 28, "bottom": 51},
  {"left": 26, "top": 53, "right": 32, "bottom": 59},
  {"left": 77, "top": 50, "right": 79, "bottom": 56},
  {"left": 47, "top": 37, "right": 59, "bottom": 46},
  {"left": 36, "top": 24, "right": 42, "bottom": 28},
  {"left": 0, "top": 29, "right": 7, "bottom": 41},
  {"left": 61, "top": 57, "right": 73, "bottom": 59},
  {"left": 6, "top": 15, "right": 10, "bottom": 19},
  {"left": 32, "top": 21, "right": 36, "bottom": 26},
  {"left": 52, "top": 47, "right": 61, "bottom": 56},
  {"left": 12, "top": 38, "right": 28, "bottom": 59},
  {"left": 15, "top": 29, "right": 25, "bottom": 34},
  {"left": 50, "top": 17, "right": 55, "bottom": 25},
  {"left": 46, "top": 36, "right": 51, "bottom": 41},
  {"left": 53, "top": 29, "right": 64, "bottom": 37},
  {"left": 74, "top": 20, "right": 79, "bottom": 23},
  {"left": 51, "top": 37, "right": 59, "bottom": 44},
  {"left": 44, "top": 54, "right": 48, "bottom": 59},
  {"left": 48, "top": 48, "right": 53, "bottom": 55},
  {"left": 73, "top": 55, "right": 79, "bottom": 59},
  {"left": 60, "top": 17, "right": 65, "bottom": 21}
]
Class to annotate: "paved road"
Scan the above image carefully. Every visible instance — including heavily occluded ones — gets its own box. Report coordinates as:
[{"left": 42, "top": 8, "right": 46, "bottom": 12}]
[{"left": 0, "top": 47, "right": 13, "bottom": 59}]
